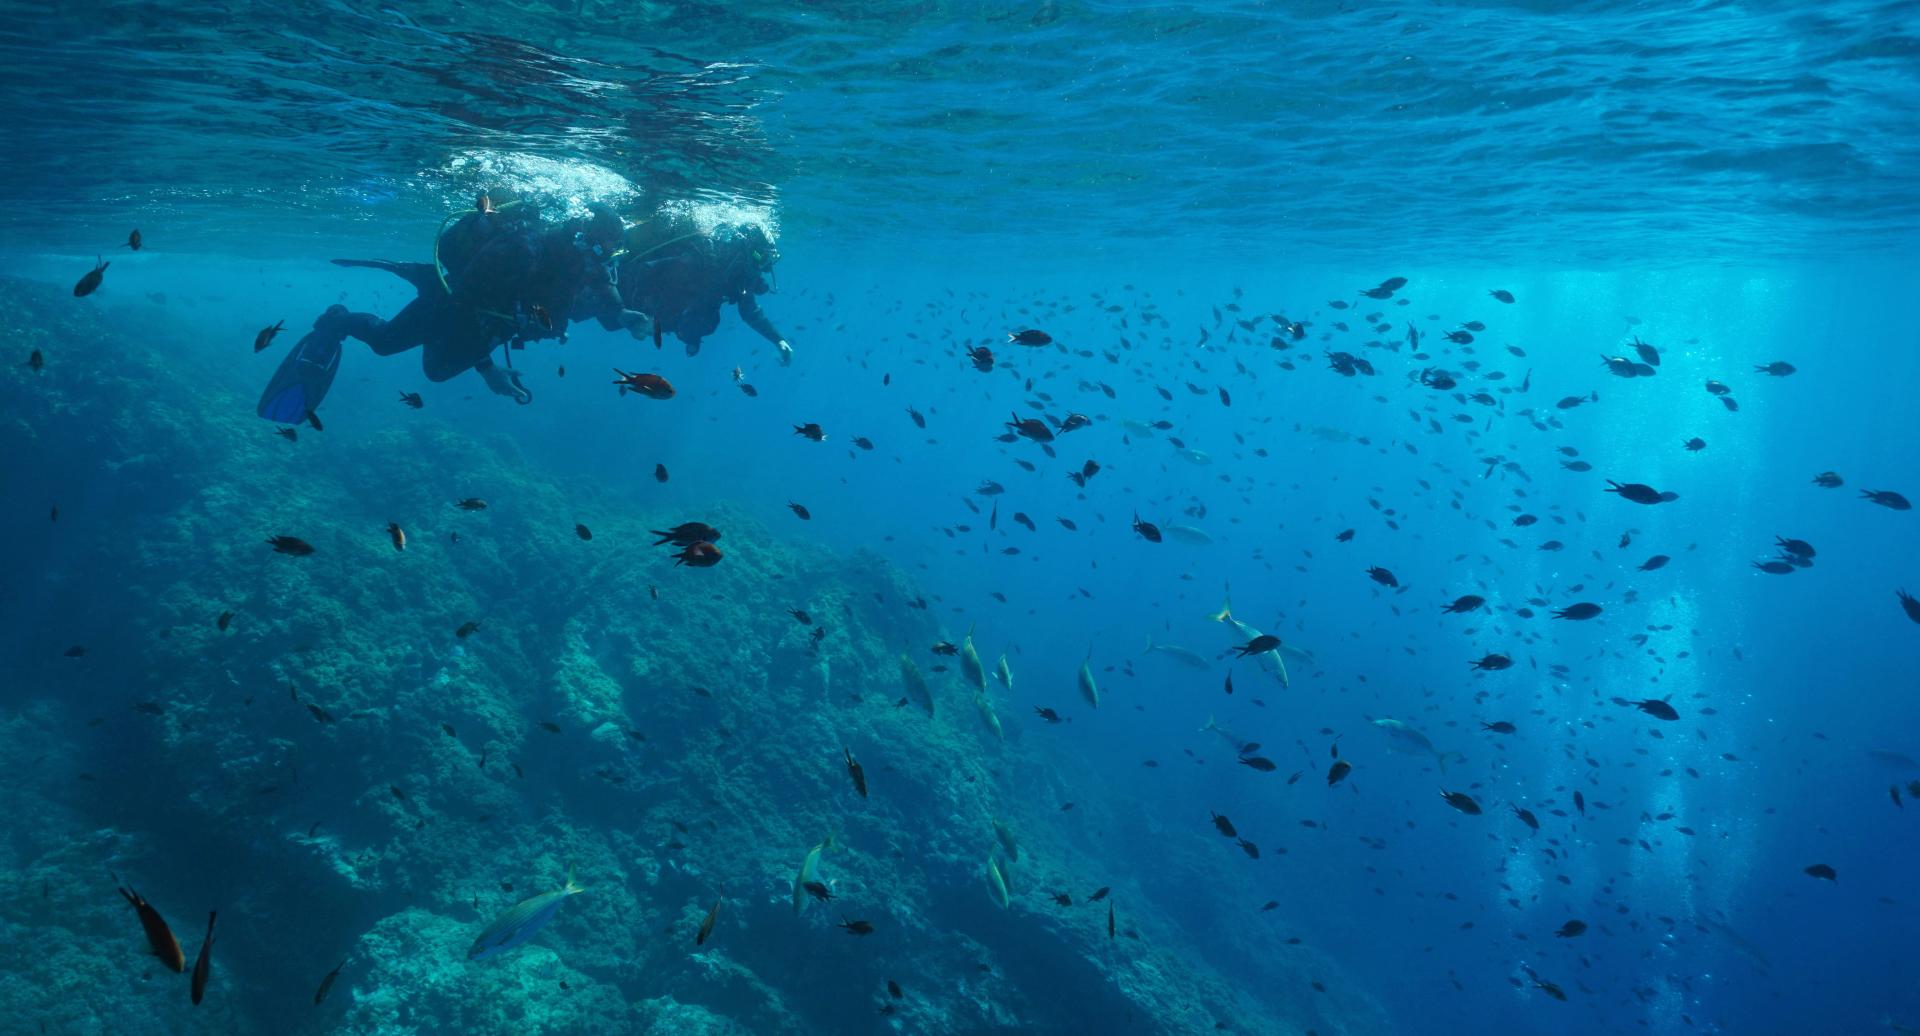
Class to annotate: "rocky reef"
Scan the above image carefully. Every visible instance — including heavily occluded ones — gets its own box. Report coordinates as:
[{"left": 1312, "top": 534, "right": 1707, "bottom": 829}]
[{"left": 0, "top": 276, "right": 1391, "bottom": 1035}]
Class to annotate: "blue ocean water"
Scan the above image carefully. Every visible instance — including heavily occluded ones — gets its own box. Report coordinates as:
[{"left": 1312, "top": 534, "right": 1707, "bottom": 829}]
[{"left": 2, "top": 3, "right": 1918, "bottom": 1035}]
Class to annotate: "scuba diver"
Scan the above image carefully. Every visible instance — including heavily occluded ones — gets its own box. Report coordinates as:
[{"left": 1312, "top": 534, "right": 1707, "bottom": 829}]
[
  {"left": 257, "top": 195, "right": 644, "bottom": 421},
  {"left": 607, "top": 218, "right": 792, "bottom": 365}
]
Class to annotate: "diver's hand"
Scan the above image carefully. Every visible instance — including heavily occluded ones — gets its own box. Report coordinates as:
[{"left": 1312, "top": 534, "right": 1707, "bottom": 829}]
[
  {"left": 620, "top": 309, "right": 652, "bottom": 341},
  {"left": 478, "top": 363, "right": 533, "bottom": 405},
  {"left": 777, "top": 339, "right": 793, "bottom": 367}
]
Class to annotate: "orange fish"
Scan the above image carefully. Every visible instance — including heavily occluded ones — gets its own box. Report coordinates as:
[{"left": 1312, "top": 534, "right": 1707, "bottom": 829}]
[
  {"left": 673, "top": 542, "right": 722, "bottom": 568},
  {"left": 115, "top": 879, "right": 185, "bottom": 972},
  {"left": 612, "top": 369, "right": 675, "bottom": 400}
]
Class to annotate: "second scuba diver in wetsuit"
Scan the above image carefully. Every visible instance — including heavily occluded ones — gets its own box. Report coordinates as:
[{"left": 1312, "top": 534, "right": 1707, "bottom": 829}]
[
  {"left": 258, "top": 198, "right": 644, "bottom": 421},
  {"left": 603, "top": 220, "right": 792, "bottom": 365}
]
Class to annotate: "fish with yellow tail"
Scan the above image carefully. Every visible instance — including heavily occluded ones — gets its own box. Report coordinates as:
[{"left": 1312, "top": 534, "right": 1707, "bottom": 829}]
[
  {"left": 1206, "top": 587, "right": 1314, "bottom": 688},
  {"left": 468, "top": 867, "right": 586, "bottom": 960}
]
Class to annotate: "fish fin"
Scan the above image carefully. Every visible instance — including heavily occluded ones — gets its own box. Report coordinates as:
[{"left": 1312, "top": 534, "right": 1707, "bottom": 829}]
[{"left": 1207, "top": 586, "right": 1233, "bottom": 623}]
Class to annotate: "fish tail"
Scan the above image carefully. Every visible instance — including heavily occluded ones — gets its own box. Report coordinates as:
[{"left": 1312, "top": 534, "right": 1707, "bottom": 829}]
[
  {"left": 1142, "top": 634, "right": 1154, "bottom": 654},
  {"left": 1199, "top": 714, "right": 1216, "bottom": 733},
  {"left": 564, "top": 864, "right": 587, "bottom": 895},
  {"left": 1207, "top": 586, "right": 1233, "bottom": 623}
]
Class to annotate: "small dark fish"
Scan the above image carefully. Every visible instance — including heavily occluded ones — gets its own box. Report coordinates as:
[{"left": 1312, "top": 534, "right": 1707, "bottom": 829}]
[
  {"left": 906, "top": 407, "right": 926, "bottom": 428},
  {"left": 1639, "top": 554, "right": 1670, "bottom": 571},
  {"left": 190, "top": 911, "right": 216, "bottom": 1005},
  {"left": 1899, "top": 589, "right": 1920, "bottom": 625},
  {"left": 1335, "top": 528, "right": 1354, "bottom": 542},
  {"left": 1211, "top": 812, "right": 1238, "bottom": 838},
  {"left": 1365, "top": 566, "right": 1398, "bottom": 588},
  {"left": 1327, "top": 759, "right": 1351, "bottom": 786},
  {"left": 28, "top": 349, "right": 43, "bottom": 371},
  {"left": 1088, "top": 886, "right": 1110, "bottom": 902},
  {"left": 1605, "top": 480, "right": 1678, "bottom": 504},
  {"left": 575, "top": 524, "right": 592, "bottom": 541},
  {"left": 1008, "top": 329, "right": 1052, "bottom": 346},
  {"left": 655, "top": 463, "right": 668, "bottom": 483},
  {"left": 1682, "top": 437, "right": 1705, "bottom": 452},
  {"left": 125, "top": 228, "right": 143, "bottom": 251},
  {"left": 1442, "top": 595, "right": 1484, "bottom": 614},
  {"left": 313, "top": 958, "right": 349, "bottom": 1005},
  {"left": 276, "top": 428, "right": 297, "bottom": 442},
  {"left": 1488, "top": 289, "right": 1515, "bottom": 303},
  {"left": 696, "top": 898, "right": 721, "bottom": 945},
  {"left": 1469, "top": 653, "right": 1512, "bottom": 671},
  {"left": 255, "top": 320, "right": 287, "bottom": 352},
  {"left": 837, "top": 917, "right": 875, "bottom": 935},
  {"left": 1236, "top": 838, "right": 1259, "bottom": 859},
  {"left": 1235, "top": 634, "right": 1281, "bottom": 657},
  {"left": 114, "top": 879, "right": 185, "bottom": 972},
  {"left": 1440, "top": 789, "right": 1482, "bottom": 815},
  {"left": 1551, "top": 602, "right": 1602, "bottom": 620},
  {"left": 1481, "top": 721, "right": 1516, "bottom": 734},
  {"left": 1775, "top": 536, "right": 1815, "bottom": 559},
  {"left": 1812, "top": 471, "right": 1843, "bottom": 488},
  {"left": 387, "top": 522, "right": 407, "bottom": 551},
  {"left": 267, "top": 535, "right": 315, "bottom": 556},
  {"left": 844, "top": 747, "right": 867, "bottom": 798},
  {"left": 217, "top": 610, "right": 234, "bottom": 631},
  {"left": 1238, "top": 756, "right": 1278, "bottom": 772},
  {"left": 789, "top": 502, "right": 812, "bottom": 520},
  {"left": 74, "top": 256, "right": 109, "bottom": 296},
  {"left": 1804, "top": 863, "right": 1837, "bottom": 882},
  {"left": 1862, "top": 490, "right": 1911, "bottom": 511},
  {"left": 1511, "top": 805, "right": 1539, "bottom": 830},
  {"left": 455, "top": 621, "right": 481, "bottom": 639},
  {"left": 64, "top": 645, "right": 87, "bottom": 658},
  {"left": 1554, "top": 919, "right": 1586, "bottom": 938},
  {"left": 457, "top": 498, "right": 488, "bottom": 511},
  {"left": 1132, "top": 514, "right": 1162, "bottom": 543},
  {"left": 794, "top": 422, "right": 827, "bottom": 442},
  {"left": 887, "top": 979, "right": 903, "bottom": 999},
  {"left": 397, "top": 391, "right": 424, "bottom": 409},
  {"left": 306, "top": 409, "right": 323, "bottom": 431},
  {"left": 1625, "top": 697, "right": 1679, "bottom": 721},
  {"left": 1033, "top": 706, "right": 1062, "bottom": 723},
  {"left": 1754, "top": 361, "right": 1796, "bottom": 377}
]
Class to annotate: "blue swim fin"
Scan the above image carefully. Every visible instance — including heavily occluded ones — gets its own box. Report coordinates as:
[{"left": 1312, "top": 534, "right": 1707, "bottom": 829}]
[{"left": 257, "top": 309, "right": 345, "bottom": 423}]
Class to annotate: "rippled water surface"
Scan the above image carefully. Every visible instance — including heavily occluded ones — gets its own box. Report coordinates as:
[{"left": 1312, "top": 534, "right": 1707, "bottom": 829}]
[{"left": 4, "top": 0, "right": 1917, "bottom": 260}]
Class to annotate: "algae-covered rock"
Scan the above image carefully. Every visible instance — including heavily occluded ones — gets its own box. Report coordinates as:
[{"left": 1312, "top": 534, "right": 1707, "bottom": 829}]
[
  {"left": 342, "top": 907, "right": 631, "bottom": 1035},
  {"left": 0, "top": 279, "right": 1392, "bottom": 1035}
]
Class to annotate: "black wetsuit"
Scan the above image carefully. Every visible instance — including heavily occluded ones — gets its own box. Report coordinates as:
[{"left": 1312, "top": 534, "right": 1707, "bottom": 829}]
[
  {"left": 335, "top": 214, "right": 610, "bottom": 380},
  {"left": 611, "top": 235, "right": 784, "bottom": 354}
]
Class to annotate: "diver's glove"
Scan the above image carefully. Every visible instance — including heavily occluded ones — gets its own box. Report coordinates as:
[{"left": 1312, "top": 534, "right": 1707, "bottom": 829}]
[
  {"left": 777, "top": 339, "right": 793, "bottom": 367},
  {"left": 477, "top": 362, "right": 533, "bottom": 405}
]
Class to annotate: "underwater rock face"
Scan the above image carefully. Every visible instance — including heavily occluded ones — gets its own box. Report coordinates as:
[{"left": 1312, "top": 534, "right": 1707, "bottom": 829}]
[{"left": 0, "top": 281, "right": 1388, "bottom": 1035}]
